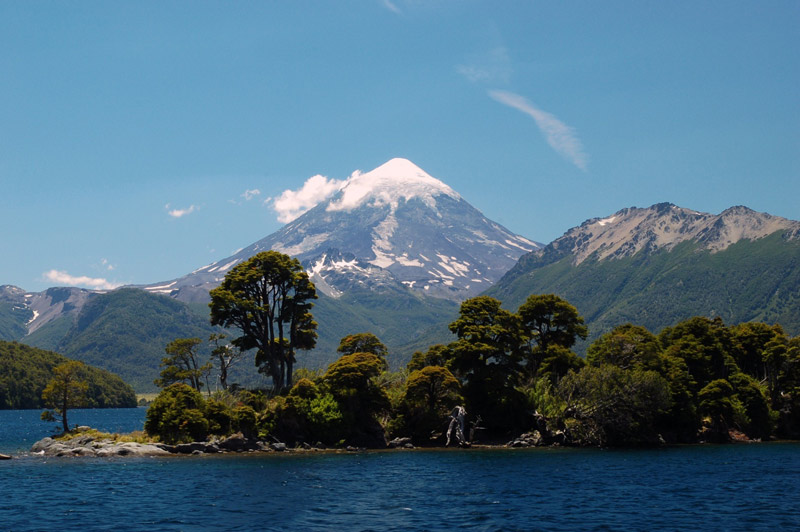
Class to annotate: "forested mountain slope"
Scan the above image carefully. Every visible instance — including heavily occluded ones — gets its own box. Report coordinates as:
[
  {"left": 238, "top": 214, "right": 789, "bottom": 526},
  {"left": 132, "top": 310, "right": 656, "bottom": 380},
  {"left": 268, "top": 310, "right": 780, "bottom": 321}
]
[
  {"left": 0, "top": 340, "right": 136, "bottom": 409},
  {"left": 488, "top": 204, "right": 800, "bottom": 345}
]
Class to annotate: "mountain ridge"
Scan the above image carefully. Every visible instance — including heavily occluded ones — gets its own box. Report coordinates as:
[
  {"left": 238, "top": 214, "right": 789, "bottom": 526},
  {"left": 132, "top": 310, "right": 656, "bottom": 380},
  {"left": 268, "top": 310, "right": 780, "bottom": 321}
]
[{"left": 489, "top": 202, "right": 800, "bottom": 347}]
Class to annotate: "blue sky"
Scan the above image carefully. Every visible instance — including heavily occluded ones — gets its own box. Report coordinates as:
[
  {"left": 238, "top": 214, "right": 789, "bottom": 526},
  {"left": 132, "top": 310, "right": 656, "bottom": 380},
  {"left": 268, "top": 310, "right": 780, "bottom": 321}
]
[{"left": 1, "top": 1, "right": 798, "bottom": 292}]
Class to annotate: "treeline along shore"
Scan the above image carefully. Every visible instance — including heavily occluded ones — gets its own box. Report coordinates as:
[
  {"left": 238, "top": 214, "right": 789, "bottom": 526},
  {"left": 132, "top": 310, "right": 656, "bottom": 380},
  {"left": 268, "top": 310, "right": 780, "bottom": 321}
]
[{"left": 16, "top": 251, "right": 800, "bottom": 456}]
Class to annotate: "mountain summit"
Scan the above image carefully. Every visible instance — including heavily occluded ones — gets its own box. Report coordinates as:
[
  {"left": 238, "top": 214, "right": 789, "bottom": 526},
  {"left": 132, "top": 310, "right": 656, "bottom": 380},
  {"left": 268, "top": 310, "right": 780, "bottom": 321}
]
[
  {"left": 325, "top": 157, "right": 461, "bottom": 212},
  {"left": 146, "top": 158, "right": 539, "bottom": 302},
  {"left": 526, "top": 202, "right": 800, "bottom": 268},
  {"left": 490, "top": 202, "right": 800, "bottom": 344}
]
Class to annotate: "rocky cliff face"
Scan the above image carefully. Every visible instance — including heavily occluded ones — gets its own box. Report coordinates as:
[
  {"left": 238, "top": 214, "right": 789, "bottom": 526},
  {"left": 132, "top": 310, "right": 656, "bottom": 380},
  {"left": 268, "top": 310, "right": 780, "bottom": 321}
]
[
  {"left": 529, "top": 202, "right": 800, "bottom": 267},
  {"left": 0, "top": 285, "right": 93, "bottom": 335}
]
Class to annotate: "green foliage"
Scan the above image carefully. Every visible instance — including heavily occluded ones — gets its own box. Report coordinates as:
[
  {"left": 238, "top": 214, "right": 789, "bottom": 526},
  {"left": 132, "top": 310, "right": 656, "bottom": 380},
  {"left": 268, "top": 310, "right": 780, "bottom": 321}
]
[
  {"left": 260, "top": 378, "right": 344, "bottom": 445},
  {"left": 155, "top": 337, "right": 212, "bottom": 391},
  {"left": 729, "top": 322, "right": 783, "bottom": 382},
  {"left": 518, "top": 293, "right": 588, "bottom": 352},
  {"left": 232, "top": 405, "right": 257, "bottom": 438},
  {"left": 292, "top": 367, "right": 323, "bottom": 385},
  {"left": 41, "top": 360, "right": 90, "bottom": 433},
  {"left": 587, "top": 324, "right": 663, "bottom": 372},
  {"left": 557, "top": 365, "right": 672, "bottom": 446},
  {"left": 407, "top": 344, "right": 452, "bottom": 373},
  {"left": 144, "top": 383, "right": 209, "bottom": 444},
  {"left": 658, "top": 354, "right": 699, "bottom": 442},
  {"left": 0, "top": 340, "right": 136, "bottom": 410},
  {"left": 728, "top": 372, "right": 775, "bottom": 440},
  {"left": 24, "top": 288, "right": 219, "bottom": 392},
  {"left": 205, "top": 399, "right": 233, "bottom": 436},
  {"left": 321, "top": 352, "right": 391, "bottom": 446},
  {"left": 519, "top": 377, "right": 564, "bottom": 420},
  {"left": 209, "top": 251, "right": 318, "bottom": 392},
  {"left": 209, "top": 333, "right": 246, "bottom": 391},
  {"left": 236, "top": 389, "right": 269, "bottom": 411},
  {"left": 0, "top": 296, "right": 32, "bottom": 340},
  {"left": 538, "top": 345, "right": 586, "bottom": 384},
  {"left": 444, "top": 294, "right": 590, "bottom": 434},
  {"left": 337, "top": 333, "right": 388, "bottom": 358},
  {"left": 396, "top": 366, "right": 462, "bottom": 442},
  {"left": 659, "top": 317, "right": 738, "bottom": 394},
  {"left": 697, "top": 379, "right": 739, "bottom": 441},
  {"left": 489, "top": 234, "right": 800, "bottom": 352}
]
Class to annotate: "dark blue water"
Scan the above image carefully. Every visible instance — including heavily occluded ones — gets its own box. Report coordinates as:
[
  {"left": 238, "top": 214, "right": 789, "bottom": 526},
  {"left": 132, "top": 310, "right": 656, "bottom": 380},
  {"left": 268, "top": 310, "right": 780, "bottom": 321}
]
[{"left": 1, "top": 409, "right": 799, "bottom": 531}]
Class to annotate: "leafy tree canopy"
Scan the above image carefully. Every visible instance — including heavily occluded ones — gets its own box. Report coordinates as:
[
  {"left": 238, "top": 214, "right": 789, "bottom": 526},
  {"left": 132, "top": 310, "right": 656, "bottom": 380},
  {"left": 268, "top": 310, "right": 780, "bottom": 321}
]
[
  {"left": 41, "top": 361, "right": 89, "bottom": 433},
  {"left": 587, "top": 324, "right": 663, "bottom": 372},
  {"left": 209, "top": 251, "right": 318, "bottom": 393},
  {"left": 144, "top": 383, "right": 208, "bottom": 444},
  {"left": 155, "top": 337, "right": 211, "bottom": 392},
  {"left": 518, "top": 293, "right": 588, "bottom": 352},
  {"left": 337, "top": 333, "right": 388, "bottom": 358},
  {"left": 407, "top": 344, "right": 452, "bottom": 373}
]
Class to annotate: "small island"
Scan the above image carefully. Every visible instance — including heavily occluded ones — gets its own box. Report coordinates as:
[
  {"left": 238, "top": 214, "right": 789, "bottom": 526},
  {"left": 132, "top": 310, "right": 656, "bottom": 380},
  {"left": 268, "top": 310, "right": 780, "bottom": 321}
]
[{"left": 25, "top": 250, "right": 800, "bottom": 458}]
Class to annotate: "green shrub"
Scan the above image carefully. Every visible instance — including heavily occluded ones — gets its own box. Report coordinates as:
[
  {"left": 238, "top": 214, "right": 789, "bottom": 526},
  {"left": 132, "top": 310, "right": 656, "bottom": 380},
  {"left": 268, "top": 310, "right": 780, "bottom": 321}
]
[
  {"left": 205, "top": 399, "right": 233, "bottom": 436},
  {"left": 144, "top": 383, "right": 209, "bottom": 444},
  {"left": 233, "top": 405, "right": 257, "bottom": 438}
]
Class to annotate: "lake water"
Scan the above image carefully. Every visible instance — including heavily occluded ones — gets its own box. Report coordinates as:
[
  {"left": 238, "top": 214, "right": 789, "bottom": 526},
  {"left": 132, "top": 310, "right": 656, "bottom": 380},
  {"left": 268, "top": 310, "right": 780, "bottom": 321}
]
[{"left": 1, "top": 409, "right": 799, "bottom": 531}]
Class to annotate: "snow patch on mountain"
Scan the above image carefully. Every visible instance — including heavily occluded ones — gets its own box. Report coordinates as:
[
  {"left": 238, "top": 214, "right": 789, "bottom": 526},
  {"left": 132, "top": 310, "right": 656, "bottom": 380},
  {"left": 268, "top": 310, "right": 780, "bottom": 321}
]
[
  {"left": 327, "top": 158, "right": 460, "bottom": 213},
  {"left": 139, "top": 158, "right": 540, "bottom": 302},
  {"left": 274, "top": 233, "right": 331, "bottom": 257}
]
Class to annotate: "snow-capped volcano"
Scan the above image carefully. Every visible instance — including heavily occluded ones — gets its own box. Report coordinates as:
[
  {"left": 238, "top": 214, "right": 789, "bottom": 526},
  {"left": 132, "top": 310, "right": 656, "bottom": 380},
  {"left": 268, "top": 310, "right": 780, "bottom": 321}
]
[
  {"left": 327, "top": 157, "right": 460, "bottom": 213},
  {"left": 145, "top": 158, "right": 539, "bottom": 301}
]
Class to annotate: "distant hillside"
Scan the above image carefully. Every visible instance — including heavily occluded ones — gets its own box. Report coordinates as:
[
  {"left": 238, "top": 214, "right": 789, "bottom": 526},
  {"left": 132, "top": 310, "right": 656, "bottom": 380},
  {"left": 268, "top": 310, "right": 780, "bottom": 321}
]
[
  {"left": 1, "top": 284, "right": 456, "bottom": 392},
  {"left": 308, "top": 286, "right": 459, "bottom": 371},
  {"left": 0, "top": 286, "right": 32, "bottom": 340},
  {"left": 0, "top": 340, "right": 136, "bottom": 410},
  {"left": 23, "top": 288, "right": 220, "bottom": 392},
  {"left": 488, "top": 204, "right": 800, "bottom": 346}
]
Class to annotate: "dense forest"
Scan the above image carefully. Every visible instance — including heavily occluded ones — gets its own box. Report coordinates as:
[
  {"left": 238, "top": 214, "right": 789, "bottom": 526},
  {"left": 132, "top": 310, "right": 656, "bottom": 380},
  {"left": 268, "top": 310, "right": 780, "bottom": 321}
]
[
  {"left": 0, "top": 340, "right": 137, "bottom": 410},
  {"left": 144, "top": 252, "right": 800, "bottom": 448}
]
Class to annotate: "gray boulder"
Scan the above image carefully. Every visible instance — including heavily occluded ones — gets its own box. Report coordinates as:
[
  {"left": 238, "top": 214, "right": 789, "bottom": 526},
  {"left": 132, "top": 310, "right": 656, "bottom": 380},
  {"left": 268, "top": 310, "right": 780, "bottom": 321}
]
[{"left": 30, "top": 435, "right": 170, "bottom": 457}]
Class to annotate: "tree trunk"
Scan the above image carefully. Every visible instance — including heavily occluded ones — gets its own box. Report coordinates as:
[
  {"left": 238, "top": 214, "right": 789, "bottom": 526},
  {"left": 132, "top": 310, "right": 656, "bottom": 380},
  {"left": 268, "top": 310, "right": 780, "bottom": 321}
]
[{"left": 61, "top": 392, "right": 69, "bottom": 433}]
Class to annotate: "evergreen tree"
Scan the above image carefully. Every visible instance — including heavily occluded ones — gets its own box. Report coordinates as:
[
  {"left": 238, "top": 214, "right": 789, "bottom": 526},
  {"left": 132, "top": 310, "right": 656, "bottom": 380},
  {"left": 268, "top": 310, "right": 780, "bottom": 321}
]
[
  {"left": 209, "top": 251, "right": 318, "bottom": 392},
  {"left": 41, "top": 361, "right": 89, "bottom": 433}
]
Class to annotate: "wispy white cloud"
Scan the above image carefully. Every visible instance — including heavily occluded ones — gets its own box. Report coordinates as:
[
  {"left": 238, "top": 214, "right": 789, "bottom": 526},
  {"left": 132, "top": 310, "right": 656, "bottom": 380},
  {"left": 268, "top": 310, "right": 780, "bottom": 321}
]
[
  {"left": 165, "top": 204, "right": 197, "bottom": 218},
  {"left": 100, "top": 258, "right": 115, "bottom": 271},
  {"left": 269, "top": 174, "right": 345, "bottom": 223},
  {"left": 457, "top": 47, "right": 512, "bottom": 85},
  {"left": 43, "top": 270, "right": 121, "bottom": 290},
  {"left": 242, "top": 189, "right": 261, "bottom": 201},
  {"left": 489, "top": 90, "right": 588, "bottom": 171},
  {"left": 381, "top": 0, "right": 402, "bottom": 14}
]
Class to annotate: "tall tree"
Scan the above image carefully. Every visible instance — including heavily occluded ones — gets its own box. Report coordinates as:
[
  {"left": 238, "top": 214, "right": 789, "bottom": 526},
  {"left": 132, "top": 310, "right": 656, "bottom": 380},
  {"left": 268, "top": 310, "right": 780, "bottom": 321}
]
[
  {"left": 155, "top": 337, "right": 211, "bottom": 392},
  {"left": 446, "top": 296, "right": 526, "bottom": 431},
  {"left": 338, "top": 333, "right": 389, "bottom": 371},
  {"left": 517, "top": 294, "right": 588, "bottom": 378},
  {"left": 209, "top": 251, "right": 318, "bottom": 392},
  {"left": 659, "top": 316, "right": 737, "bottom": 393},
  {"left": 587, "top": 323, "right": 663, "bottom": 372},
  {"left": 41, "top": 361, "right": 89, "bottom": 433},
  {"left": 337, "top": 333, "right": 388, "bottom": 358},
  {"left": 209, "top": 333, "right": 246, "bottom": 391}
]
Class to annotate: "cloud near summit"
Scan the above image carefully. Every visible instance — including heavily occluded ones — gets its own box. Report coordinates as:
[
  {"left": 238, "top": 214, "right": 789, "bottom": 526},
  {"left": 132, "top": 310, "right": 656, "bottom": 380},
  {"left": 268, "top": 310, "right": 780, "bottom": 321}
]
[{"left": 269, "top": 174, "right": 345, "bottom": 223}]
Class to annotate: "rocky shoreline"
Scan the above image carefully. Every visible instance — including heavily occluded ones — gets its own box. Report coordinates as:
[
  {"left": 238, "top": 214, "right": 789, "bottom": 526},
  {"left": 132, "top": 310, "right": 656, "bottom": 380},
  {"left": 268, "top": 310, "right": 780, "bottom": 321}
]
[
  {"left": 22, "top": 422, "right": 762, "bottom": 459},
  {"left": 26, "top": 429, "right": 425, "bottom": 458}
]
